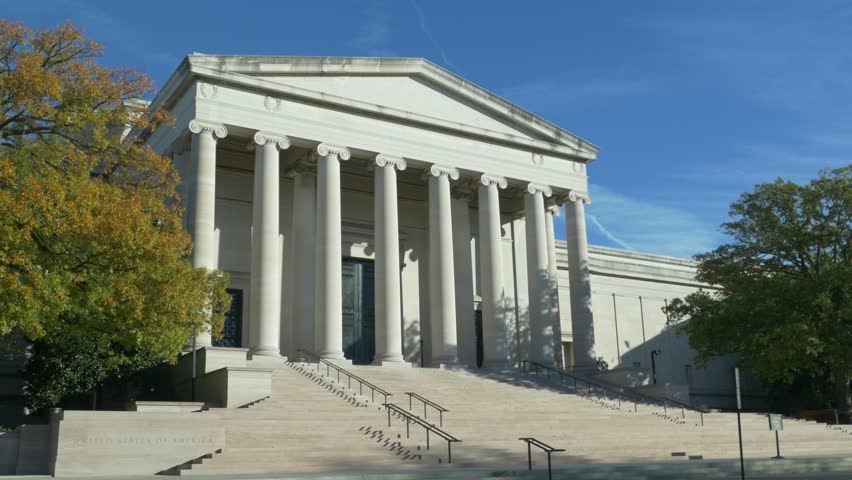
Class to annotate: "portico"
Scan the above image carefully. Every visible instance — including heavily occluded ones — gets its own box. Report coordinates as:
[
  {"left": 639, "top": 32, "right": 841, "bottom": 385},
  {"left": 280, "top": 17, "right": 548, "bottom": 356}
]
[{"left": 150, "top": 55, "right": 600, "bottom": 370}]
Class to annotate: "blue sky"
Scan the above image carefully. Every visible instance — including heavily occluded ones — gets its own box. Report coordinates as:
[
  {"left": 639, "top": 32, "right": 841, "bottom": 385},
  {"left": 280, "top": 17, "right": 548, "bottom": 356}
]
[{"left": 7, "top": 1, "right": 851, "bottom": 259}]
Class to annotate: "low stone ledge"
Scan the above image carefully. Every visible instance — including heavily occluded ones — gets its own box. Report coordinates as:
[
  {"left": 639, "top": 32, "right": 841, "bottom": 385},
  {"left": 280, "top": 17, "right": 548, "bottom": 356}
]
[
  {"left": 175, "top": 367, "right": 273, "bottom": 408},
  {"left": 50, "top": 410, "right": 224, "bottom": 477},
  {"left": 174, "top": 346, "right": 249, "bottom": 383},
  {"left": 127, "top": 401, "right": 218, "bottom": 413}
]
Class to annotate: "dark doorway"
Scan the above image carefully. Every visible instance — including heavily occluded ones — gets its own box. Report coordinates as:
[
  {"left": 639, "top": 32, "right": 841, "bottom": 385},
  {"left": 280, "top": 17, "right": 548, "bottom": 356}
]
[
  {"left": 342, "top": 258, "right": 375, "bottom": 365},
  {"left": 214, "top": 288, "right": 243, "bottom": 348}
]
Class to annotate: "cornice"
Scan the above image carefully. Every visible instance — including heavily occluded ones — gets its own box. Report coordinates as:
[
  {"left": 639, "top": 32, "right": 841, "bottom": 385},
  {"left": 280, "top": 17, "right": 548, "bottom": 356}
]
[
  {"left": 188, "top": 119, "right": 228, "bottom": 139},
  {"left": 183, "top": 55, "right": 600, "bottom": 157},
  {"left": 174, "top": 64, "right": 596, "bottom": 162}
]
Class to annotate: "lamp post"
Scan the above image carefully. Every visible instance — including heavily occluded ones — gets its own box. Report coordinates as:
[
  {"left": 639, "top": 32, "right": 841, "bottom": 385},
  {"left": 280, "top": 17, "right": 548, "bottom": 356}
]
[{"left": 650, "top": 349, "right": 661, "bottom": 384}]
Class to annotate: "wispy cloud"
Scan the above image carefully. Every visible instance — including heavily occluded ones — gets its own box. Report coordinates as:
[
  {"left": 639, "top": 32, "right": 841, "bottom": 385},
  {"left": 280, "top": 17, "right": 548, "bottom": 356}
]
[
  {"left": 347, "top": 0, "right": 397, "bottom": 57},
  {"left": 409, "top": 0, "right": 456, "bottom": 69},
  {"left": 575, "top": 184, "right": 723, "bottom": 259},
  {"left": 587, "top": 214, "right": 634, "bottom": 251}
]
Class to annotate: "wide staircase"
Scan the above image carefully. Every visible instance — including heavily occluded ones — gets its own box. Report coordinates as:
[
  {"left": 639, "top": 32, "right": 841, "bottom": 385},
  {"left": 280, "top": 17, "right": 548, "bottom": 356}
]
[{"left": 174, "top": 359, "right": 851, "bottom": 478}]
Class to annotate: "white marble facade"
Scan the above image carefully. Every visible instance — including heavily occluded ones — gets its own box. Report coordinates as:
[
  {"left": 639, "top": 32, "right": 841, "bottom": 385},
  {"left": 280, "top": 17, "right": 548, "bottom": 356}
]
[{"left": 144, "top": 56, "right": 753, "bottom": 405}]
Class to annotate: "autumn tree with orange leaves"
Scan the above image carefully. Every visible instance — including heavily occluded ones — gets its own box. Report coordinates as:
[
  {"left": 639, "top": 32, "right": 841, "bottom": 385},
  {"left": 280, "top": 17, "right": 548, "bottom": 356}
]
[{"left": 0, "top": 20, "right": 229, "bottom": 411}]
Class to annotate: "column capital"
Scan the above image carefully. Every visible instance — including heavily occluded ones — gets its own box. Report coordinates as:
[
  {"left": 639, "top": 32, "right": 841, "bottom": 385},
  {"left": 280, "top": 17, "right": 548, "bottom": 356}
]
[
  {"left": 375, "top": 154, "right": 407, "bottom": 171},
  {"left": 252, "top": 131, "right": 291, "bottom": 150},
  {"left": 564, "top": 190, "right": 592, "bottom": 205},
  {"left": 189, "top": 119, "right": 228, "bottom": 139},
  {"left": 546, "top": 205, "right": 562, "bottom": 216},
  {"left": 526, "top": 182, "right": 553, "bottom": 197},
  {"left": 480, "top": 174, "right": 508, "bottom": 189},
  {"left": 429, "top": 164, "right": 460, "bottom": 180},
  {"left": 316, "top": 143, "right": 351, "bottom": 160}
]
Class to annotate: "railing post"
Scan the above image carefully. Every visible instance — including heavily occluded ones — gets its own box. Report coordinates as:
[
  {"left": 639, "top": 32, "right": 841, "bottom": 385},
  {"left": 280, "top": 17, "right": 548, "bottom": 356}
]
[
  {"left": 447, "top": 440, "right": 452, "bottom": 464},
  {"left": 547, "top": 451, "right": 553, "bottom": 480},
  {"left": 700, "top": 410, "right": 704, "bottom": 426},
  {"left": 663, "top": 400, "right": 668, "bottom": 414},
  {"left": 426, "top": 428, "right": 430, "bottom": 450},
  {"left": 387, "top": 407, "right": 391, "bottom": 427},
  {"left": 406, "top": 416, "right": 410, "bottom": 438},
  {"left": 527, "top": 441, "right": 532, "bottom": 470},
  {"left": 439, "top": 410, "right": 443, "bottom": 427},
  {"left": 681, "top": 406, "right": 685, "bottom": 419},
  {"left": 409, "top": 394, "right": 412, "bottom": 411}
]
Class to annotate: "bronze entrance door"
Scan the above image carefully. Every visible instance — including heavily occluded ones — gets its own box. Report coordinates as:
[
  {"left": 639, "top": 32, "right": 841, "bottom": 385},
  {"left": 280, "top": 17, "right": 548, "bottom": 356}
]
[{"left": 341, "top": 258, "right": 375, "bottom": 364}]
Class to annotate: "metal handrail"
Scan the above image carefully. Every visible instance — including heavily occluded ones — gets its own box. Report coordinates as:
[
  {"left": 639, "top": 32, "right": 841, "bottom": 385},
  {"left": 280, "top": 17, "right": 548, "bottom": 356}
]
[
  {"left": 520, "top": 360, "right": 706, "bottom": 423},
  {"left": 384, "top": 403, "right": 460, "bottom": 463},
  {"left": 296, "top": 349, "right": 392, "bottom": 405},
  {"left": 518, "top": 437, "right": 564, "bottom": 480},
  {"left": 405, "top": 392, "right": 449, "bottom": 427}
]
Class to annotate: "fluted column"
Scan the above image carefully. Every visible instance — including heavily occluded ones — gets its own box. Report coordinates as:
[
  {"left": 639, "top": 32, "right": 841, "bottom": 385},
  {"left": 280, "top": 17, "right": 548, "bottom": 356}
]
[
  {"left": 249, "top": 132, "right": 290, "bottom": 358},
  {"left": 564, "top": 191, "right": 597, "bottom": 371},
  {"left": 428, "top": 165, "right": 460, "bottom": 367},
  {"left": 545, "top": 205, "right": 564, "bottom": 368},
  {"left": 314, "top": 143, "right": 350, "bottom": 361},
  {"left": 187, "top": 119, "right": 227, "bottom": 347},
  {"left": 478, "top": 174, "right": 509, "bottom": 368},
  {"left": 373, "top": 154, "right": 407, "bottom": 366},
  {"left": 525, "top": 183, "right": 554, "bottom": 366},
  {"left": 290, "top": 165, "right": 317, "bottom": 357}
]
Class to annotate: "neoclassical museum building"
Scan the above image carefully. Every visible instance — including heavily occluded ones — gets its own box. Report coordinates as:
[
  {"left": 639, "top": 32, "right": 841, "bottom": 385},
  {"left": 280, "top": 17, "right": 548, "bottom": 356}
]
[{"left": 0, "top": 55, "right": 759, "bottom": 425}]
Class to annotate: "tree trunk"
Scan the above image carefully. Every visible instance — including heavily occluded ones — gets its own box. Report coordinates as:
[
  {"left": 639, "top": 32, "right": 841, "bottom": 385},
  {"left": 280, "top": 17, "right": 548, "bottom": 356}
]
[{"left": 833, "top": 374, "right": 851, "bottom": 424}]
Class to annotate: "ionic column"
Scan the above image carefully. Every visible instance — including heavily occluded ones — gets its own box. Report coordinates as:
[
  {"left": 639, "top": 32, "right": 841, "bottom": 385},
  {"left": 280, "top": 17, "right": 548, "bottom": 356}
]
[
  {"left": 249, "top": 132, "right": 290, "bottom": 358},
  {"left": 451, "top": 188, "right": 475, "bottom": 368},
  {"left": 564, "top": 191, "right": 597, "bottom": 371},
  {"left": 545, "top": 205, "right": 564, "bottom": 368},
  {"left": 187, "top": 119, "right": 228, "bottom": 347},
  {"left": 525, "top": 183, "right": 554, "bottom": 366},
  {"left": 372, "top": 154, "right": 407, "bottom": 366},
  {"left": 314, "top": 143, "right": 350, "bottom": 361},
  {"left": 478, "top": 174, "right": 509, "bottom": 368},
  {"left": 290, "top": 164, "right": 317, "bottom": 357},
  {"left": 428, "top": 165, "right": 460, "bottom": 367}
]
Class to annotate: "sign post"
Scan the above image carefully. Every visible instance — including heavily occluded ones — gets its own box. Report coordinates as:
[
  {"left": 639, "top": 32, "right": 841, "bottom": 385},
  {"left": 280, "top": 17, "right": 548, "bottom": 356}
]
[
  {"left": 768, "top": 414, "right": 784, "bottom": 459},
  {"left": 735, "top": 367, "right": 745, "bottom": 480}
]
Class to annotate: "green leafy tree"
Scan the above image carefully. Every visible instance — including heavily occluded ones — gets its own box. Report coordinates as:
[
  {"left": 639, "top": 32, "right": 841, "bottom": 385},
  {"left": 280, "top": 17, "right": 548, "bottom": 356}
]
[
  {"left": 665, "top": 166, "right": 851, "bottom": 420},
  {"left": 0, "top": 21, "right": 230, "bottom": 411}
]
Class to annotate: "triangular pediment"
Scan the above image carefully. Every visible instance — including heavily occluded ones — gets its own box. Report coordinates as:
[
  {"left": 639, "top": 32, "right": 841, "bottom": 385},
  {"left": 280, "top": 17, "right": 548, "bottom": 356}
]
[{"left": 180, "top": 55, "right": 599, "bottom": 158}]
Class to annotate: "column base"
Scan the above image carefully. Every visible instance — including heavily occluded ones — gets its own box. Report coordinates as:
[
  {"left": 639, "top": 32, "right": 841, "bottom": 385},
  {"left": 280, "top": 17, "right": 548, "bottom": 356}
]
[
  {"left": 372, "top": 357, "right": 412, "bottom": 368},
  {"left": 247, "top": 352, "right": 288, "bottom": 368},
  {"left": 320, "top": 355, "right": 352, "bottom": 366}
]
